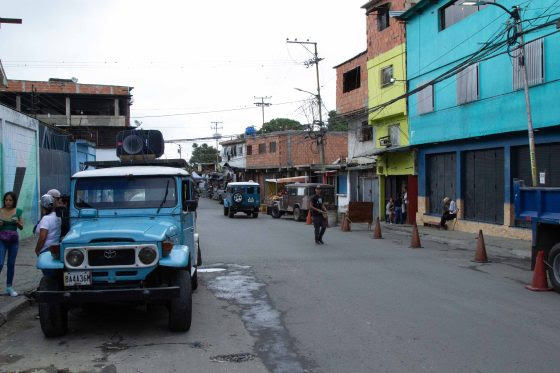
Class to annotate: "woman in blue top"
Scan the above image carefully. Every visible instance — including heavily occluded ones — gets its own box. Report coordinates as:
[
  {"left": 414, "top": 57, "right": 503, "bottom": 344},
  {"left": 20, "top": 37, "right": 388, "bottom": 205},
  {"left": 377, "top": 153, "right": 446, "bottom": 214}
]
[{"left": 0, "top": 192, "right": 24, "bottom": 297}]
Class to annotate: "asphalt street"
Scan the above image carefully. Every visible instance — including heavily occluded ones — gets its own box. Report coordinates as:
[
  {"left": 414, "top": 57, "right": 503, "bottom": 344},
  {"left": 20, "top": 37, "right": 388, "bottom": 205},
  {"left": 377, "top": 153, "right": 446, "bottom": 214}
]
[{"left": 1, "top": 198, "right": 560, "bottom": 373}]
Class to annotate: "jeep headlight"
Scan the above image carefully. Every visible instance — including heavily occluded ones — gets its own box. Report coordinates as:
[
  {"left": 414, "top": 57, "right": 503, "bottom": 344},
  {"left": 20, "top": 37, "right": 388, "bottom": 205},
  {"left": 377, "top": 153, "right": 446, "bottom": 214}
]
[
  {"left": 66, "top": 249, "right": 84, "bottom": 267},
  {"left": 233, "top": 193, "right": 243, "bottom": 203},
  {"left": 139, "top": 246, "right": 157, "bottom": 265}
]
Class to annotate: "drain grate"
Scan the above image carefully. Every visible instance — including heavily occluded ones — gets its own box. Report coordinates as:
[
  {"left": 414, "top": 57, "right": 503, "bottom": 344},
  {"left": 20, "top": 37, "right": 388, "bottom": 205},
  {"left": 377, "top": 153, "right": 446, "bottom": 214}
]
[{"left": 210, "top": 352, "right": 256, "bottom": 363}]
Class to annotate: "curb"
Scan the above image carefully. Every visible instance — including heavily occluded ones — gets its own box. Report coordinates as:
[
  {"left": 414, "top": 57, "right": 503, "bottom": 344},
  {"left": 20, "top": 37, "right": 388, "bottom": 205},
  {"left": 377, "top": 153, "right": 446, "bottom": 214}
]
[{"left": 0, "top": 297, "right": 31, "bottom": 328}]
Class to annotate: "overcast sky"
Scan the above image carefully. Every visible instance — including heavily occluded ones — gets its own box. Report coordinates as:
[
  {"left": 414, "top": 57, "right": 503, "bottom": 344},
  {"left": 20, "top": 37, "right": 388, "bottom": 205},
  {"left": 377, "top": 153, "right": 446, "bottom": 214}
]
[{"left": 0, "top": 1, "right": 366, "bottom": 160}]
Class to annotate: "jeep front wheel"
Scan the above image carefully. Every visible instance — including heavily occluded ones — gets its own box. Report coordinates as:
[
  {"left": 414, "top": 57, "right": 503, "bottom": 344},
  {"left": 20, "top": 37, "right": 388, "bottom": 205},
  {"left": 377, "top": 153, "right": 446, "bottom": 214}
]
[
  {"left": 293, "top": 206, "right": 302, "bottom": 221},
  {"left": 168, "top": 270, "right": 192, "bottom": 332},
  {"left": 38, "top": 275, "right": 68, "bottom": 338}
]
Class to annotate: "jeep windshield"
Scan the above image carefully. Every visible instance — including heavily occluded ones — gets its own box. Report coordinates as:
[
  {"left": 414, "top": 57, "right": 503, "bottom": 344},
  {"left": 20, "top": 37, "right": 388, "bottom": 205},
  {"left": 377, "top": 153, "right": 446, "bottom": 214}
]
[{"left": 75, "top": 176, "right": 177, "bottom": 209}]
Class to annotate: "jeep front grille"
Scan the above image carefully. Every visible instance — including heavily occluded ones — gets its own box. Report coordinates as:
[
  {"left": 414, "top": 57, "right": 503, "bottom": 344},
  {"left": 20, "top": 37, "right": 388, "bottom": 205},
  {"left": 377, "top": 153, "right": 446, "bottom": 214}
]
[{"left": 88, "top": 249, "right": 136, "bottom": 266}]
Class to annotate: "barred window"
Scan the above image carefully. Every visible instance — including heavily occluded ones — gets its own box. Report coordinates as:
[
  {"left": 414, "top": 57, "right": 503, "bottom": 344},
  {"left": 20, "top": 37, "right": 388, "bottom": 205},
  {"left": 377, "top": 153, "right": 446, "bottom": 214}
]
[
  {"left": 389, "top": 125, "right": 400, "bottom": 146},
  {"left": 258, "top": 143, "right": 266, "bottom": 154},
  {"left": 269, "top": 141, "right": 277, "bottom": 153},
  {"left": 381, "top": 65, "right": 393, "bottom": 87}
]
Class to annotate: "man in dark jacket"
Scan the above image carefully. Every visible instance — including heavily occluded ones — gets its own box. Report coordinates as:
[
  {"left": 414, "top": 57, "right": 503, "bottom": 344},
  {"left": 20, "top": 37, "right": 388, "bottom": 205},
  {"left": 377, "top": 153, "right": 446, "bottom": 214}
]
[{"left": 308, "top": 187, "right": 328, "bottom": 244}]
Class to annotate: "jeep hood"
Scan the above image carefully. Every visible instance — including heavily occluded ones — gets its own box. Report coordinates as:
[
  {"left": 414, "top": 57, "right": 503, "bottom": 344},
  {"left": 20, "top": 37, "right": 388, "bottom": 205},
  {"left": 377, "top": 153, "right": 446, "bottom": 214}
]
[{"left": 63, "top": 217, "right": 179, "bottom": 244}]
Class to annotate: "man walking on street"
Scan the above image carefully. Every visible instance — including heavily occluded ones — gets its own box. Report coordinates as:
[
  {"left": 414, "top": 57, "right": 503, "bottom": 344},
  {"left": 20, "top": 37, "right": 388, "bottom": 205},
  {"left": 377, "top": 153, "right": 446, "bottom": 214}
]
[{"left": 309, "top": 187, "right": 328, "bottom": 245}]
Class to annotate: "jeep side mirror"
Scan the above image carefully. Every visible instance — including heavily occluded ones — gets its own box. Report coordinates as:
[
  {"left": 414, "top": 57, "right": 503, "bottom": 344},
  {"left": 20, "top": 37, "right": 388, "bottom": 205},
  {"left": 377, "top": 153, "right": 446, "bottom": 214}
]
[{"left": 184, "top": 200, "right": 198, "bottom": 212}]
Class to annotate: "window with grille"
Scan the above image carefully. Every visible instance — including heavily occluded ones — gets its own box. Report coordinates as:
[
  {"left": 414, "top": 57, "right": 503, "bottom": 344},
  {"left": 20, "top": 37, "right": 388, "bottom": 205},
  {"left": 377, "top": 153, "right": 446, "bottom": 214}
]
[
  {"left": 417, "top": 83, "right": 434, "bottom": 115},
  {"left": 246, "top": 145, "right": 252, "bottom": 155},
  {"left": 512, "top": 38, "right": 544, "bottom": 91},
  {"left": 359, "top": 121, "right": 373, "bottom": 142},
  {"left": 439, "top": 1, "right": 494, "bottom": 31},
  {"left": 258, "top": 143, "right": 266, "bottom": 154},
  {"left": 377, "top": 6, "right": 389, "bottom": 31},
  {"left": 381, "top": 66, "right": 394, "bottom": 87},
  {"left": 389, "top": 125, "right": 400, "bottom": 146},
  {"left": 343, "top": 67, "right": 361, "bottom": 93},
  {"left": 456, "top": 63, "right": 479, "bottom": 105},
  {"left": 269, "top": 141, "right": 277, "bottom": 153}
]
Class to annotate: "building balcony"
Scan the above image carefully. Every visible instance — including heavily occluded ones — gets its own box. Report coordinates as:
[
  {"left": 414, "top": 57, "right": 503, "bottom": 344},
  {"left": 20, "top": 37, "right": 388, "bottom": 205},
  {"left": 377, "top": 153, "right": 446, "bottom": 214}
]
[{"left": 37, "top": 114, "right": 127, "bottom": 127}]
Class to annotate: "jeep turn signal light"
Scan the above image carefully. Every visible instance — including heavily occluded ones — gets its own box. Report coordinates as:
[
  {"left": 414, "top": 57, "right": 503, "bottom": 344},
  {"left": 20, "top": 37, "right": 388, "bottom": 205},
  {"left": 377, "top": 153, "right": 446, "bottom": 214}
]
[
  {"left": 49, "top": 244, "right": 60, "bottom": 259},
  {"left": 162, "top": 240, "right": 173, "bottom": 257}
]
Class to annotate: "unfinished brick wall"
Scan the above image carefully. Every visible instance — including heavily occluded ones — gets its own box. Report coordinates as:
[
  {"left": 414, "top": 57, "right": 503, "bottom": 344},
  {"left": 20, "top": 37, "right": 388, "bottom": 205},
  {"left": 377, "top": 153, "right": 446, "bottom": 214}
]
[
  {"left": 1, "top": 80, "right": 131, "bottom": 95},
  {"left": 335, "top": 52, "right": 368, "bottom": 115},
  {"left": 246, "top": 132, "right": 348, "bottom": 168},
  {"left": 366, "top": 0, "right": 407, "bottom": 60}
]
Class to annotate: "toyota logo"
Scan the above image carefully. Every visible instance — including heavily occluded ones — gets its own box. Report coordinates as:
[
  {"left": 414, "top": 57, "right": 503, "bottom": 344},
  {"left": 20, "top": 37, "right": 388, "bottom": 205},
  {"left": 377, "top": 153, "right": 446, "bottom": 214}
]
[{"left": 103, "top": 249, "right": 117, "bottom": 259}]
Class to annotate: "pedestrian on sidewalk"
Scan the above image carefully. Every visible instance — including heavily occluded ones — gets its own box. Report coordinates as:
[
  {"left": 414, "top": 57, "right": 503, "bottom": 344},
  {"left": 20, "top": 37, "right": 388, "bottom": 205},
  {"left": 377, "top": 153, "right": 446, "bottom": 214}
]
[
  {"left": 34, "top": 195, "right": 61, "bottom": 260},
  {"left": 47, "top": 189, "right": 70, "bottom": 240},
  {"left": 395, "top": 195, "right": 403, "bottom": 224},
  {"left": 308, "top": 187, "right": 328, "bottom": 245},
  {"left": 385, "top": 197, "right": 395, "bottom": 224},
  {"left": 402, "top": 187, "right": 408, "bottom": 224},
  {"left": 440, "top": 197, "right": 457, "bottom": 229},
  {"left": 0, "top": 192, "right": 24, "bottom": 297}
]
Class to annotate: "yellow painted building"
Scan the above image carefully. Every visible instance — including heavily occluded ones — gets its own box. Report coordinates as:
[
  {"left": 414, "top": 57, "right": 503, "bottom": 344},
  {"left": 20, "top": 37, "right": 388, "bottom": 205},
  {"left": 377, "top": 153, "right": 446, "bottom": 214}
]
[{"left": 367, "top": 43, "right": 416, "bottom": 220}]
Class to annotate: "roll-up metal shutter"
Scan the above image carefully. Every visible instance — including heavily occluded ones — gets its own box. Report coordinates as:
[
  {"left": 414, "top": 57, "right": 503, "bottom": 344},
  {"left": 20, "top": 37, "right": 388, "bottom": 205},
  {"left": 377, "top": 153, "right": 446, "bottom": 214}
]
[
  {"left": 427, "top": 153, "right": 456, "bottom": 215},
  {"left": 463, "top": 148, "right": 504, "bottom": 224}
]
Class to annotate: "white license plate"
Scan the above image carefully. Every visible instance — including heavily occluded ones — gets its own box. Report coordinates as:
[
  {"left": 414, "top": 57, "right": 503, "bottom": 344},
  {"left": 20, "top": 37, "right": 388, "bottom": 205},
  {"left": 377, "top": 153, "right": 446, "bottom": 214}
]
[
  {"left": 64, "top": 271, "right": 92, "bottom": 286},
  {"left": 248, "top": 197, "right": 254, "bottom": 202}
]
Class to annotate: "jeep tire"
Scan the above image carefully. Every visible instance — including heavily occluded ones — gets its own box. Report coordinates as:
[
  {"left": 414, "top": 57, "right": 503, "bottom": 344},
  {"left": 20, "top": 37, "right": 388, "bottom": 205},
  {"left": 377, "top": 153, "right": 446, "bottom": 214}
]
[
  {"left": 223, "top": 206, "right": 228, "bottom": 216},
  {"left": 293, "top": 206, "right": 302, "bottom": 221},
  {"left": 38, "top": 275, "right": 68, "bottom": 338},
  {"left": 228, "top": 207, "right": 235, "bottom": 218},
  {"left": 271, "top": 206, "right": 282, "bottom": 219},
  {"left": 548, "top": 243, "right": 560, "bottom": 292},
  {"left": 253, "top": 212, "right": 259, "bottom": 218},
  {"left": 168, "top": 270, "right": 192, "bottom": 332}
]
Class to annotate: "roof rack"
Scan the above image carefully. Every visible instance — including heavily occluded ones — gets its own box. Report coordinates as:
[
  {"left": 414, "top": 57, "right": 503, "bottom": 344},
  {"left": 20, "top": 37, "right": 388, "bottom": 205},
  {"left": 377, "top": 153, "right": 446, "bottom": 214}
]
[{"left": 84, "top": 158, "right": 188, "bottom": 170}]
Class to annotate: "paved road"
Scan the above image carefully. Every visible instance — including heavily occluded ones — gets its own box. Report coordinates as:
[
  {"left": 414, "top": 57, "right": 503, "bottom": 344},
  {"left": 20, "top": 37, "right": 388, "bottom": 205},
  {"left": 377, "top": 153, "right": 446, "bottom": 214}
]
[{"left": 1, "top": 198, "right": 560, "bottom": 372}]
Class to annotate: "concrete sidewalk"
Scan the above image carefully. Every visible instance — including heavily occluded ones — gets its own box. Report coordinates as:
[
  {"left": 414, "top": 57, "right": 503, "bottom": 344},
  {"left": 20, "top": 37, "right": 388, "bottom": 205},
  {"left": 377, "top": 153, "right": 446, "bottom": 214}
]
[{"left": 0, "top": 236, "right": 42, "bottom": 327}]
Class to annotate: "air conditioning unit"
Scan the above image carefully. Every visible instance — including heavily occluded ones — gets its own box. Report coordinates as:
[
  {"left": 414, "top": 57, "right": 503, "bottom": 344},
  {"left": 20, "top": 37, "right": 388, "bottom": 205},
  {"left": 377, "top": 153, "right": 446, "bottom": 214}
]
[
  {"left": 379, "top": 137, "right": 392, "bottom": 147},
  {"left": 116, "top": 130, "right": 165, "bottom": 159}
]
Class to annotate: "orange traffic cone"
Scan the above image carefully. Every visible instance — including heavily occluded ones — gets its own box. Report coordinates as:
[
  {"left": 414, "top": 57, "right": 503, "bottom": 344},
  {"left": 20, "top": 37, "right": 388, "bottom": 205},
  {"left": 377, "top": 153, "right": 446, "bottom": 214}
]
[
  {"left": 306, "top": 210, "right": 312, "bottom": 225},
  {"left": 410, "top": 223, "right": 421, "bottom": 248},
  {"left": 372, "top": 217, "right": 382, "bottom": 239},
  {"left": 526, "top": 250, "right": 552, "bottom": 291},
  {"left": 472, "top": 230, "right": 490, "bottom": 263}
]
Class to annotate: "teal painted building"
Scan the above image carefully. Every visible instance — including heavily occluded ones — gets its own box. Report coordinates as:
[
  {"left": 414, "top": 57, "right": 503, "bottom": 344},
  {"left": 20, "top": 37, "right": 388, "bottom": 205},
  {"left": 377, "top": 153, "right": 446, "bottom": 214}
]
[{"left": 400, "top": 1, "right": 560, "bottom": 237}]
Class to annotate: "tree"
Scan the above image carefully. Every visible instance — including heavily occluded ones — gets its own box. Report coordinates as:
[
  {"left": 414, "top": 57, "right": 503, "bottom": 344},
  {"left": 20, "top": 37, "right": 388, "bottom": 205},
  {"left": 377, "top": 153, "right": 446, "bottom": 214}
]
[
  {"left": 327, "top": 110, "right": 348, "bottom": 131},
  {"left": 258, "top": 118, "right": 303, "bottom": 134},
  {"left": 189, "top": 143, "right": 220, "bottom": 164}
]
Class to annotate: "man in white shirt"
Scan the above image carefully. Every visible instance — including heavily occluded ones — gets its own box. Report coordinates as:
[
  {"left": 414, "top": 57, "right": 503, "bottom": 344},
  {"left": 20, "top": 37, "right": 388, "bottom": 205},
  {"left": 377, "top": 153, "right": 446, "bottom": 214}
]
[
  {"left": 34, "top": 194, "right": 62, "bottom": 255},
  {"left": 440, "top": 197, "right": 457, "bottom": 229}
]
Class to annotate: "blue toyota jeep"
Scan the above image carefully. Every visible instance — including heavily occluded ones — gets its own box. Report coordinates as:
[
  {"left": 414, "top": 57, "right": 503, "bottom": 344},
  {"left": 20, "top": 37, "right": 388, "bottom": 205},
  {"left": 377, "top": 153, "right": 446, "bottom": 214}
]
[
  {"left": 35, "top": 155, "right": 201, "bottom": 337},
  {"left": 223, "top": 181, "right": 261, "bottom": 218}
]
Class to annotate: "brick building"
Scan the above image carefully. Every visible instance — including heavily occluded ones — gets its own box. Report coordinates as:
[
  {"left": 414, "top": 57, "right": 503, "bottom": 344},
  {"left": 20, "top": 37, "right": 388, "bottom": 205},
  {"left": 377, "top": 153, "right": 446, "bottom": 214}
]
[
  {"left": 0, "top": 78, "right": 133, "bottom": 161},
  {"left": 243, "top": 131, "right": 348, "bottom": 199}
]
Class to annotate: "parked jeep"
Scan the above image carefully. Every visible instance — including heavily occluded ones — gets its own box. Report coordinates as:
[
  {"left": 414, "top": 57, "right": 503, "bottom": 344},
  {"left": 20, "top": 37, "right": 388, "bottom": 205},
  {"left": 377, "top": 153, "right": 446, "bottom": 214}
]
[
  {"left": 270, "top": 183, "right": 335, "bottom": 221},
  {"left": 223, "top": 181, "right": 261, "bottom": 218},
  {"left": 35, "top": 161, "right": 201, "bottom": 337}
]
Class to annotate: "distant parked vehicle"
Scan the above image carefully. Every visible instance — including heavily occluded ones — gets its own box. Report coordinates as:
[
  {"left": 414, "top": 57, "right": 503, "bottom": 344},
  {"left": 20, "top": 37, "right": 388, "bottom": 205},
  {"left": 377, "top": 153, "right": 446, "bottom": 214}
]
[
  {"left": 223, "top": 181, "right": 261, "bottom": 218},
  {"left": 270, "top": 183, "right": 335, "bottom": 221},
  {"left": 212, "top": 187, "right": 226, "bottom": 204}
]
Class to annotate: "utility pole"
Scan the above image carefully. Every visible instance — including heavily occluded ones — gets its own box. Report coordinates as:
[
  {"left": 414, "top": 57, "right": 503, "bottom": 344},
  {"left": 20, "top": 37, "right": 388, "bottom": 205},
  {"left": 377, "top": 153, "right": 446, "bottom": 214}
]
[
  {"left": 210, "top": 121, "right": 223, "bottom": 167},
  {"left": 287, "top": 39, "right": 325, "bottom": 166},
  {"left": 254, "top": 96, "right": 271, "bottom": 127}
]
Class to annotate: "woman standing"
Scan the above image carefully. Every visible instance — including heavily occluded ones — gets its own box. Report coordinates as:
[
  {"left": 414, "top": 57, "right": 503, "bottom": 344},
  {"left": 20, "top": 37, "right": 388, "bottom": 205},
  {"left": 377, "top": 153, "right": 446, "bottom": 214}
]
[{"left": 0, "top": 192, "right": 24, "bottom": 297}]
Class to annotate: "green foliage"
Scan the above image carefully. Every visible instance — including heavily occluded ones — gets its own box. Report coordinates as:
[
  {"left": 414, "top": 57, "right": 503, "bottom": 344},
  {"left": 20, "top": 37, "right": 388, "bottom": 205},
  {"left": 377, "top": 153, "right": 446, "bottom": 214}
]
[
  {"left": 189, "top": 143, "right": 220, "bottom": 164},
  {"left": 257, "top": 118, "right": 303, "bottom": 134},
  {"left": 327, "top": 110, "right": 348, "bottom": 131}
]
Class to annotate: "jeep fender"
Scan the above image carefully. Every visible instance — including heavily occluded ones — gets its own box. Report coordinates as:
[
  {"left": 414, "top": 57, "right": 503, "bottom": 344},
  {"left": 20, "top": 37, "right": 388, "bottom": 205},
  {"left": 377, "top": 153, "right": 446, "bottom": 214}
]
[
  {"left": 159, "top": 245, "right": 190, "bottom": 268},
  {"left": 37, "top": 251, "right": 64, "bottom": 270}
]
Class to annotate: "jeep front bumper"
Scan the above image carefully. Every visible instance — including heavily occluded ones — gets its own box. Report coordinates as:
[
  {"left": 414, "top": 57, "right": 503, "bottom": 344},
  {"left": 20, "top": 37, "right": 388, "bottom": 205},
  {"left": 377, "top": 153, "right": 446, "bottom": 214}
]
[{"left": 35, "top": 286, "right": 180, "bottom": 303}]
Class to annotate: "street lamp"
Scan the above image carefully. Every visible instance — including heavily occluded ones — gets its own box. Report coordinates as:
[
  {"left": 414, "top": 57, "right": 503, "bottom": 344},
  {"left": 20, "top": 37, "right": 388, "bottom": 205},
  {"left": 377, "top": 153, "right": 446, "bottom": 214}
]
[{"left": 462, "top": 1, "right": 538, "bottom": 186}]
